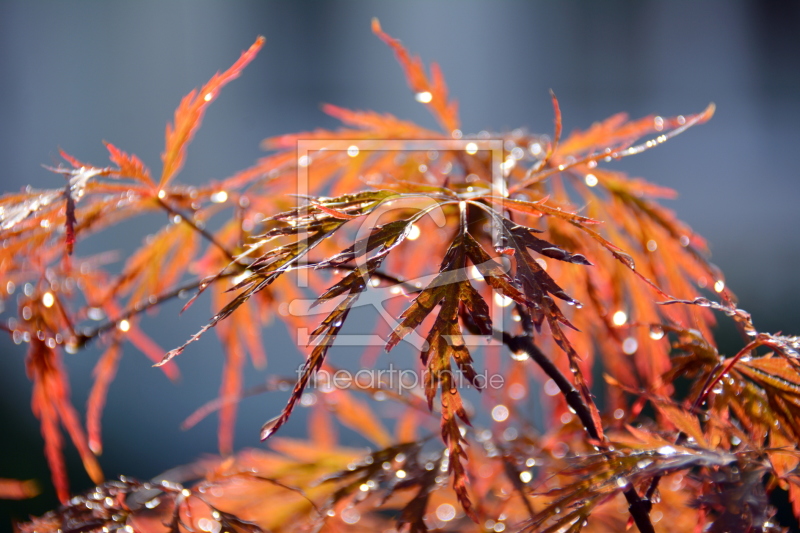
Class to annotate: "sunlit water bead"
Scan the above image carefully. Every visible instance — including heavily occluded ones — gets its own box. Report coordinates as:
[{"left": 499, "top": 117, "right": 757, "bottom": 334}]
[
  {"left": 509, "top": 349, "right": 529, "bottom": 362},
  {"left": 584, "top": 173, "right": 598, "bottom": 187},
  {"left": 649, "top": 325, "right": 665, "bottom": 340},
  {"left": 544, "top": 379, "right": 560, "bottom": 396},
  {"left": 508, "top": 383, "right": 526, "bottom": 400},
  {"left": 197, "top": 518, "right": 220, "bottom": 533},
  {"left": 621, "top": 337, "right": 638, "bottom": 355},
  {"left": 510, "top": 146, "right": 525, "bottom": 160},
  {"left": 41, "top": 291, "right": 55, "bottom": 308},
  {"left": 415, "top": 91, "right": 433, "bottom": 104},
  {"left": 210, "top": 190, "right": 228, "bottom": 203},
  {"left": 406, "top": 224, "right": 421, "bottom": 241},
  {"left": 611, "top": 310, "right": 628, "bottom": 326},
  {"left": 340, "top": 507, "right": 360, "bottom": 525},
  {"left": 494, "top": 293, "right": 513, "bottom": 308},
  {"left": 551, "top": 441, "right": 569, "bottom": 459},
  {"left": 435, "top": 503, "right": 456, "bottom": 522},
  {"left": 491, "top": 404, "right": 509, "bottom": 422},
  {"left": 713, "top": 279, "right": 725, "bottom": 293}
]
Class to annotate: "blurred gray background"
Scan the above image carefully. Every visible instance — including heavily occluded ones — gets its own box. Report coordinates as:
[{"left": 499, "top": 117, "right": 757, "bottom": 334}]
[{"left": 2, "top": 0, "right": 799, "bottom": 526}]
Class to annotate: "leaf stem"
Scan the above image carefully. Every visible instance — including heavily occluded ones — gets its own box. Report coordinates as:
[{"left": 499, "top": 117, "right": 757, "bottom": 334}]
[{"left": 156, "top": 197, "right": 237, "bottom": 263}]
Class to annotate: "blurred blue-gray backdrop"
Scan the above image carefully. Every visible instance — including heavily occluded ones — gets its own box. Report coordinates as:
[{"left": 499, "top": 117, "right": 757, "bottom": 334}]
[{"left": 2, "top": 1, "right": 799, "bottom": 527}]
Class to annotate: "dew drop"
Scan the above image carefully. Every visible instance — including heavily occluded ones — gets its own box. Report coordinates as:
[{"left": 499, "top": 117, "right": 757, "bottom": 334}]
[
  {"left": 649, "top": 325, "right": 665, "bottom": 340},
  {"left": 622, "top": 337, "right": 638, "bottom": 354},
  {"left": 41, "top": 292, "right": 55, "bottom": 308},
  {"left": 544, "top": 379, "right": 560, "bottom": 396},
  {"left": 491, "top": 404, "right": 509, "bottom": 422},
  {"left": 511, "top": 350, "right": 530, "bottom": 361},
  {"left": 340, "top": 507, "right": 360, "bottom": 524},
  {"left": 415, "top": 91, "right": 433, "bottom": 103},
  {"left": 494, "top": 293, "right": 513, "bottom": 308},
  {"left": 210, "top": 190, "right": 228, "bottom": 203},
  {"left": 260, "top": 415, "right": 281, "bottom": 440}
]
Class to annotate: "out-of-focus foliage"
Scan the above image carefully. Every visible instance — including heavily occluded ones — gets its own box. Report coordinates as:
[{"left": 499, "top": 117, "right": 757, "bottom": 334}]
[{"left": 4, "top": 20, "right": 799, "bottom": 533}]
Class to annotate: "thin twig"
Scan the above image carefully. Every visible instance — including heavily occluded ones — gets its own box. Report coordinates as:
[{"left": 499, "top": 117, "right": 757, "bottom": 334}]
[
  {"left": 75, "top": 273, "right": 235, "bottom": 348},
  {"left": 157, "top": 197, "right": 237, "bottom": 262},
  {"left": 495, "top": 322, "right": 655, "bottom": 533}
]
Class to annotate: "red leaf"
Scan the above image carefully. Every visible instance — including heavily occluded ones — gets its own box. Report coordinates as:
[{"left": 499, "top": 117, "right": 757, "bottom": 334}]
[
  {"left": 87, "top": 342, "right": 123, "bottom": 455},
  {"left": 59, "top": 149, "right": 90, "bottom": 169},
  {"left": 104, "top": 141, "right": 154, "bottom": 187},
  {"left": 372, "top": 18, "right": 459, "bottom": 134},
  {"left": 27, "top": 338, "right": 104, "bottom": 502},
  {"left": 159, "top": 36, "right": 265, "bottom": 188},
  {"left": 0, "top": 479, "right": 39, "bottom": 500}
]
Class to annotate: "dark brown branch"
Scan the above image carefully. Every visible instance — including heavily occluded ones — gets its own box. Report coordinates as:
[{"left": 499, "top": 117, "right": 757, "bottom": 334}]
[
  {"left": 157, "top": 197, "right": 237, "bottom": 263},
  {"left": 496, "top": 329, "right": 655, "bottom": 533},
  {"left": 74, "top": 273, "right": 235, "bottom": 348}
]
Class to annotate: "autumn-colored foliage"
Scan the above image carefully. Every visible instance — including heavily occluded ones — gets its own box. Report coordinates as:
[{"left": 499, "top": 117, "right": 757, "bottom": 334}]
[{"left": 4, "top": 20, "right": 800, "bottom": 533}]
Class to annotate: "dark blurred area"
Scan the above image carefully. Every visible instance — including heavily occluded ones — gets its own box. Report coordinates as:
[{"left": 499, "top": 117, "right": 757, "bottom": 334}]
[{"left": 1, "top": 1, "right": 799, "bottom": 528}]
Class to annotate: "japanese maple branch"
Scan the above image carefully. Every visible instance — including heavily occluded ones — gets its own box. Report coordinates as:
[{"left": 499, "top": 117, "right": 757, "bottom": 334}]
[
  {"left": 75, "top": 273, "right": 235, "bottom": 348},
  {"left": 498, "top": 331, "right": 600, "bottom": 441},
  {"left": 495, "top": 326, "right": 655, "bottom": 533},
  {"left": 156, "top": 197, "right": 237, "bottom": 263}
]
